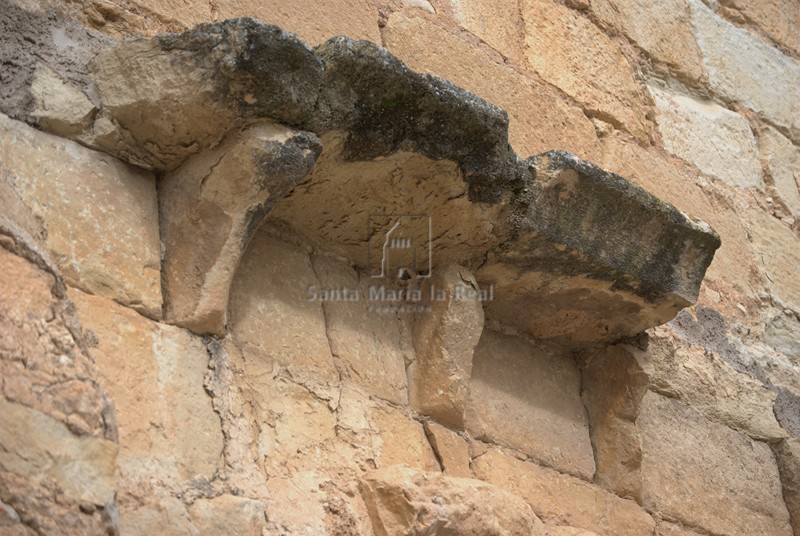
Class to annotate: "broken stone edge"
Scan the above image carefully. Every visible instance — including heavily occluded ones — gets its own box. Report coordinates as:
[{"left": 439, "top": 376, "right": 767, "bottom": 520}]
[{"left": 68, "top": 17, "right": 719, "bottom": 337}]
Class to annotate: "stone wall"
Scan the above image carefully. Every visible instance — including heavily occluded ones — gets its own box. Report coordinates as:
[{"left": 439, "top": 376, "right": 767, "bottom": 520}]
[{"left": 1, "top": 0, "right": 799, "bottom": 535}]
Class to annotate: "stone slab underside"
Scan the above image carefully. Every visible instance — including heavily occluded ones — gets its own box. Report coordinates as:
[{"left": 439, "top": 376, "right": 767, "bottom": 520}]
[{"left": 81, "top": 18, "right": 719, "bottom": 344}]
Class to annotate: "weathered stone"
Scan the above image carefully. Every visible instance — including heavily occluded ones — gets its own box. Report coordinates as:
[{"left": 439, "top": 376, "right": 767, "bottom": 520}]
[
  {"left": 522, "top": 0, "right": 651, "bottom": 141},
  {"left": 759, "top": 125, "right": 800, "bottom": 216},
  {"left": 638, "top": 391, "right": 792, "bottom": 535},
  {"left": 450, "top": 0, "right": 525, "bottom": 62},
  {"left": 0, "top": 112, "right": 161, "bottom": 317},
  {"left": 90, "top": 18, "right": 324, "bottom": 170},
  {"left": 748, "top": 208, "right": 800, "bottom": 310},
  {"left": 229, "top": 228, "right": 338, "bottom": 385},
  {"left": 656, "top": 521, "right": 705, "bottom": 536},
  {"left": 423, "top": 421, "right": 471, "bottom": 478},
  {"left": 599, "top": 132, "right": 761, "bottom": 319},
  {"left": 466, "top": 330, "right": 595, "bottom": 479},
  {"left": 649, "top": 85, "right": 763, "bottom": 189},
  {"left": 544, "top": 527, "right": 600, "bottom": 536},
  {"left": 581, "top": 345, "right": 649, "bottom": 502},
  {"left": 70, "top": 289, "right": 223, "bottom": 483},
  {"left": 773, "top": 439, "right": 800, "bottom": 534},
  {"left": 720, "top": 0, "right": 800, "bottom": 57},
  {"left": 0, "top": 398, "right": 117, "bottom": 531},
  {"left": 29, "top": 63, "right": 95, "bottom": 137},
  {"left": 478, "top": 151, "right": 720, "bottom": 344},
  {"left": 590, "top": 0, "right": 704, "bottom": 81},
  {"left": 188, "top": 495, "right": 267, "bottom": 536},
  {"left": 119, "top": 498, "right": 194, "bottom": 536},
  {"left": 360, "top": 465, "right": 545, "bottom": 536},
  {"left": 634, "top": 325, "right": 787, "bottom": 440},
  {"left": 765, "top": 312, "right": 800, "bottom": 362},
  {"left": 410, "top": 264, "right": 484, "bottom": 427},
  {"left": 690, "top": 0, "right": 800, "bottom": 140},
  {"left": 160, "top": 122, "right": 321, "bottom": 335},
  {"left": 382, "top": 12, "right": 602, "bottom": 162},
  {"left": 309, "top": 252, "right": 412, "bottom": 405},
  {"left": 473, "top": 449, "right": 655, "bottom": 535},
  {"left": 0, "top": 2, "right": 112, "bottom": 121}
]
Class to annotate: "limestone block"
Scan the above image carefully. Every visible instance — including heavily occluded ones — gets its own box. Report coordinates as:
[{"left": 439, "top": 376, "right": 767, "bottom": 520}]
[
  {"left": 309, "top": 252, "right": 412, "bottom": 405},
  {"left": 89, "top": 18, "right": 324, "bottom": 170},
  {"left": 450, "top": 0, "right": 525, "bottom": 62},
  {"left": 160, "top": 122, "right": 321, "bottom": 335},
  {"left": 690, "top": 0, "right": 800, "bottom": 140},
  {"left": 748, "top": 208, "right": 800, "bottom": 310},
  {"left": 70, "top": 289, "right": 223, "bottom": 483},
  {"left": 773, "top": 439, "right": 800, "bottom": 535},
  {"left": 649, "top": 86, "right": 763, "bottom": 189},
  {"left": 188, "top": 495, "right": 267, "bottom": 536},
  {"left": 423, "top": 421, "right": 471, "bottom": 478},
  {"left": 638, "top": 391, "right": 792, "bottom": 535},
  {"left": 410, "top": 264, "right": 484, "bottom": 427},
  {"left": 0, "top": 112, "right": 161, "bottom": 317},
  {"left": 29, "top": 63, "right": 95, "bottom": 137},
  {"left": 522, "top": 0, "right": 651, "bottom": 141},
  {"left": 228, "top": 229, "right": 338, "bottom": 385},
  {"left": 360, "top": 465, "right": 546, "bottom": 536},
  {"left": 590, "top": 0, "right": 704, "bottom": 80},
  {"left": 119, "top": 498, "right": 194, "bottom": 536},
  {"left": 382, "top": 12, "right": 601, "bottom": 161},
  {"left": 465, "top": 330, "right": 595, "bottom": 479},
  {"left": 581, "top": 345, "right": 649, "bottom": 502},
  {"left": 478, "top": 151, "right": 720, "bottom": 345},
  {"left": 759, "top": 125, "right": 800, "bottom": 216},
  {"left": 721, "top": 0, "right": 800, "bottom": 56},
  {"left": 473, "top": 449, "right": 655, "bottom": 535}
]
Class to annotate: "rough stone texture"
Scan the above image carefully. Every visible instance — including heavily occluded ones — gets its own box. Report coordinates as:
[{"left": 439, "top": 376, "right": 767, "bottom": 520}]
[
  {"left": 0, "top": 1, "right": 112, "bottom": 122},
  {"left": 581, "top": 345, "right": 649, "bottom": 502},
  {"left": 656, "top": 522, "right": 705, "bottom": 536},
  {"left": 690, "top": 0, "right": 800, "bottom": 140},
  {"left": 360, "top": 465, "right": 546, "bottom": 536},
  {"left": 29, "top": 63, "right": 96, "bottom": 137},
  {"left": 635, "top": 325, "right": 787, "bottom": 440},
  {"left": 765, "top": 312, "right": 800, "bottom": 362},
  {"left": 0, "top": 221, "right": 118, "bottom": 534},
  {"left": 310, "top": 252, "right": 413, "bottom": 405},
  {"left": 216, "top": 0, "right": 381, "bottom": 46},
  {"left": 89, "top": 18, "right": 324, "bottom": 170},
  {"left": 0, "top": 112, "right": 161, "bottom": 317},
  {"left": 466, "top": 330, "right": 595, "bottom": 479},
  {"left": 423, "top": 421, "right": 471, "bottom": 478},
  {"left": 450, "top": 0, "right": 525, "bottom": 62},
  {"left": 590, "top": 0, "right": 704, "bottom": 81},
  {"left": 382, "top": 12, "right": 602, "bottom": 162},
  {"left": 638, "top": 391, "right": 792, "bottom": 535},
  {"left": 544, "top": 527, "right": 601, "bottom": 536},
  {"left": 522, "top": 0, "right": 651, "bottom": 141},
  {"left": 479, "top": 151, "right": 720, "bottom": 345},
  {"left": 720, "top": 0, "right": 800, "bottom": 57},
  {"left": 599, "top": 132, "right": 761, "bottom": 319},
  {"left": 748, "top": 208, "right": 800, "bottom": 310},
  {"left": 759, "top": 125, "right": 800, "bottom": 215},
  {"left": 159, "top": 122, "right": 321, "bottom": 335},
  {"left": 649, "top": 85, "right": 763, "bottom": 189},
  {"left": 773, "top": 439, "right": 800, "bottom": 535},
  {"left": 70, "top": 289, "right": 223, "bottom": 487},
  {"left": 228, "top": 228, "right": 339, "bottom": 386},
  {"left": 188, "top": 495, "right": 267, "bottom": 536},
  {"left": 410, "top": 264, "right": 485, "bottom": 428},
  {"left": 473, "top": 449, "right": 655, "bottom": 535}
]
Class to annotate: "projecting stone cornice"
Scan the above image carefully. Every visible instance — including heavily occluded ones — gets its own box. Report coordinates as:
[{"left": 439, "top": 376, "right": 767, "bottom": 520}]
[{"left": 74, "top": 18, "right": 718, "bottom": 344}]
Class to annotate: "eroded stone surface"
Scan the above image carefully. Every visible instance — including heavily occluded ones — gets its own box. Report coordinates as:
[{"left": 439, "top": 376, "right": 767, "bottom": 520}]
[
  {"left": 473, "top": 448, "right": 655, "bottom": 535},
  {"left": 759, "top": 125, "right": 800, "bottom": 216},
  {"left": 410, "top": 264, "right": 485, "bottom": 427},
  {"left": 465, "top": 329, "right": 595, "bottom": 479},
  {"left": 773, "top": 439, "right": 800, "bottom": 535},
  {"left": 478, "top": 151, "right": 720, "bottom": 344},
  {"left": 160, "top": 122, "right": 321, "bottom": 335},
  {"left": 360, "top": 465, "right": 546, "bottom": 536},
  {"left": 649, "top": 85, "right": 763, "bottom": 190},
  {"left": 188, "top": 495, "right": 267, "bottom": 536},
  {"left": 748, "top": 208, "right": 800, "bottom": 310},
  {"left": 423, "top": 421, "right": 471, "bottom": 478},
  {"left": 638, "top": 391, "right": 792, "bottom": 535},
  {"left": 0, "top": 112, "right": 161, "bottom": 317}
]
